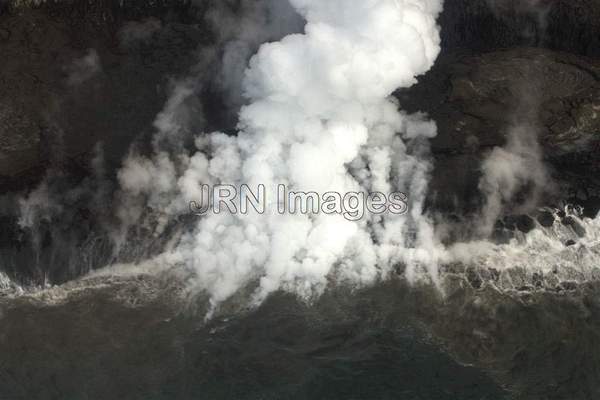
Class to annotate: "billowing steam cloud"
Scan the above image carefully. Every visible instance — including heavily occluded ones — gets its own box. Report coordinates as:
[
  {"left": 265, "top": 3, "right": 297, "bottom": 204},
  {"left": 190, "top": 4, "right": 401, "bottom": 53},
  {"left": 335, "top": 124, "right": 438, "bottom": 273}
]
[
  {"left": 7, "top": 0, "right": 308, "bottom": 287},
  {"left": 116, "top": 0, "right": 305, "bottom": 225},
  {"left": 200, "top": 0, "right": 305, "bottom": 112},
  {"left": 117, "top": 0, "right": 445, "bottom": 310},
  {"left": 10, "top": 0, "right": 600, "bottom": 314}
]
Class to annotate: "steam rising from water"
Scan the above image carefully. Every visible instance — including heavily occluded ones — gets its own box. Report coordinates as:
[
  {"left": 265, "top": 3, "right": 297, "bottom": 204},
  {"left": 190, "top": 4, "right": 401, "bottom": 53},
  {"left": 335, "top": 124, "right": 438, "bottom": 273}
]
[
  {"left": 118, "top": 0, "right": 445, "bottom": 309},
  {"left": 9, "top": 0, "right": 600, "bottom": 311},
  {"left": 477, "top": 123, "right": 552, "bottom": 237},
  {"left": 450, "top": 210, "right": 600, "bottom": 289},
  {"left": 475, "top": 6, "right": 555, "bottom": 238}
]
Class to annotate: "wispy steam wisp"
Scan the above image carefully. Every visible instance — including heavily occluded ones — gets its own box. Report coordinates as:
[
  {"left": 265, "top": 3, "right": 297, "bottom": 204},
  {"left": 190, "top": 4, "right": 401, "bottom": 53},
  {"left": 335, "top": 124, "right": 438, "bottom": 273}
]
[{"left": 477, "top": 123, "right": 551, "bottom": 237}]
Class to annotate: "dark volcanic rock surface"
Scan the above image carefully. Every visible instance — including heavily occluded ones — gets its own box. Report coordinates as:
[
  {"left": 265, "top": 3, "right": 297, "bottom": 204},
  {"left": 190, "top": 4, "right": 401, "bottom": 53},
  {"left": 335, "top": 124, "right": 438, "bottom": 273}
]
[
  {"left": 400, "top": 48, "right": 600, "bottom": 215},
  {"left": 0, "top": 1, "right": 203, "bottom": 187},
  {"left": 441, "top": 0, "right": 600, "bottom": 57},
  {"left": 1, "top": 2, "right": 599, "bottom": 286},
  {"left": 1, "top": 0, "right": 599, "bottom": 202}
]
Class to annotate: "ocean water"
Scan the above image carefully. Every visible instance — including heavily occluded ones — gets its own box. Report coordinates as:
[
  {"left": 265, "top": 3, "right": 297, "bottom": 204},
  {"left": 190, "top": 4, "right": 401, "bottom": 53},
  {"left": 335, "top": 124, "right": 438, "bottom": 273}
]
[
  {"left": 2, "top": 212, "right": 600, "bottom": 399},
  {"left": 2, "top": 211, "right": 600, "bottom": 400},
  {"left": 0, "top": 281, "right": 508, "bottom": 400}
]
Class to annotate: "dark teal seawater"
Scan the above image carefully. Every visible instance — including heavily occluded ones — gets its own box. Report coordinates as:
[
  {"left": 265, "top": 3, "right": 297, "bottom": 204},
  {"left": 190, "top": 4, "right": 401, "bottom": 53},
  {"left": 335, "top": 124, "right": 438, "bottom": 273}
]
[{"left": 0, "top": 283, "right": 508, "bottom": 400}]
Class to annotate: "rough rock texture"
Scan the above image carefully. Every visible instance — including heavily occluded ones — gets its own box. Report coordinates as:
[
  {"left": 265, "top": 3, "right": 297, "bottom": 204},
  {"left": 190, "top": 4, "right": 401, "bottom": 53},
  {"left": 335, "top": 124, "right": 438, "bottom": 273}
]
[
  {"left": 0, "top": 1, "right": 203, "bottom": 188},
  {"left": 440, "top": 0, "right": 600, "bottom": 57},
  {"left": 2, "top": 0, "right": 600, "bottom": 190},
  {"left": 400, "top": 48, "right": 600, "bottom": 216}
]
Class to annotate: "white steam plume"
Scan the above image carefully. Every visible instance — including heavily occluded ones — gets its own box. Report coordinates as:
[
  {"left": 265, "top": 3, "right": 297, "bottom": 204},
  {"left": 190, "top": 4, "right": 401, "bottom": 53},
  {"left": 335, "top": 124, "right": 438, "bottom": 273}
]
[
  {"left": 122, "top": 0, "right": 446, "bottom": 310},
  {"left": 116, "top": 0, "right": 305, "bottom": 237},
  {"left": 200, "top": 0, "right": 305, "bottom": 111},
  {"left": 65, "top": 49, "right": 102, "bottom": 86},
  {"left": 477, "top": 123, "right": 551, "bottom": 237},
  {"left": 475, "top": 10, "right": 554, "bottom": 238}
]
